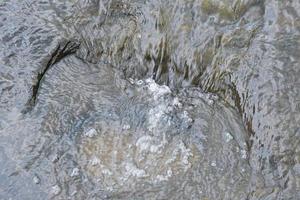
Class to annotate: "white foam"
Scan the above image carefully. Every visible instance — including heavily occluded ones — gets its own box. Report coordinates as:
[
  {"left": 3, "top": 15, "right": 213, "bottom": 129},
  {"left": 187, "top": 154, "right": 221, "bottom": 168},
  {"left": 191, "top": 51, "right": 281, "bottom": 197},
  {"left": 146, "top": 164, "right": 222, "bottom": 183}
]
[
  {"left": 102, "top": 168, "right": 113, "bottom": 176},
  {"left": 166, "top": 141, "right": 193, "bottom": 171},
  {"left": 172, "top": 97, "right": 182, "bottom": 108},
  {"left": 178, "top": 141, "right": 193, "bottom": 169},
  {"left": 136, "top": 135, "right": 167, "bottom": 154},
  {"left": 182, "top": 111, "right": 193, "bottom": 123},
  {"left": 148, "top": 104, "right": 167, "bottom": 132},
  {"left": 156, "top": 169, "right": 173, "bottom": 182},
  {"left": 145, "top": 78, "right": 171, "bottom": 100},
  {"left": 125, "top": 162, "right": 147, "bottom": 178}
]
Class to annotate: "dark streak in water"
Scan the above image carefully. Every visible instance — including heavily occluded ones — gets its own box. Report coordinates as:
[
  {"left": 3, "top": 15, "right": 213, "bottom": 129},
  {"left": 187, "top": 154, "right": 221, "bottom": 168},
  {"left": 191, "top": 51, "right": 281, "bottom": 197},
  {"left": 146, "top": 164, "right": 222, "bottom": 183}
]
[{"left": 23, "top": 40, "right": 80, "bottom": 113}]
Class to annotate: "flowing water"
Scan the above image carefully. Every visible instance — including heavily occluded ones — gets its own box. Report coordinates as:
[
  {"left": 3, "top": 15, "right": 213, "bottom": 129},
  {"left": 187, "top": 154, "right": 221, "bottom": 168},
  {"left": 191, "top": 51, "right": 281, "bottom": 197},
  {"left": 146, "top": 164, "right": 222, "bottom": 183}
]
[{"left": 0, "top": 0, "right": 299, "bottom": 199}]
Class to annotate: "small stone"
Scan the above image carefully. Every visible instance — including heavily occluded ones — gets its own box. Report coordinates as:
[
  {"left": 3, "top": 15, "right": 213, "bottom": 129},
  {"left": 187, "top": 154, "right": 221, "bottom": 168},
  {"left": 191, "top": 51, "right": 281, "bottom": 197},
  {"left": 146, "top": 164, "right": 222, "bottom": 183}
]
[
  {"left": 136, "top": 80, "right": 144, "bottom": 85},
  {"left": 84, "top": 128, "right": 97, "bottom": 138},
  {"left": 128, "top": 78, "right": 135, "bottom": 84},
  {"left": 211, "top": 162, "right": 217, "bottom": 167},
  {"left": 241, "top": 150, "right": 247, "bottom": 159},
  {"left": 51, "top": 153, "right": 59, "bottom": 163},
  {"left": 71, "top": 190, "right": 77, "bottom": 196},
  {"left": 33, "top": 175, "right": 40, "bottom": 184},
  {"left": 90, "top": 156, "right": 100, "bottom": 166},
  {"left": 167, "top": 169, "right": 173, "bottom": 177},
  {"left": 172, "top": 97, "right": 182, "bottom": 108},
  {"left": 51, "top": 185, "right": 61, "bottom": 195},
  {"left": 224, "top": 131, "right": 233, "bottom": 142},
  {"left": 70, "top": 168, "right": 80, "bottom": 177},
  {"left": 183, "top": 111, "right": 193, "bottom": 123},
  {"left": 122, "top": 124, "right": 131, "bottom": 130},
  {"left": 137, "top": 34, "right": 142, "bottom": 39},
  {"left": 207, "top": 99, "right": 214, "bottom": 105}
]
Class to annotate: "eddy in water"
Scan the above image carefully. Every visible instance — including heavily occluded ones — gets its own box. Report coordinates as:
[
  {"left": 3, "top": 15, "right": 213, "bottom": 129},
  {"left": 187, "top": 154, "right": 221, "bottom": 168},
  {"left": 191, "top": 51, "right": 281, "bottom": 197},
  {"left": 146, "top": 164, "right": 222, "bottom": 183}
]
[{"left": 0, "top": 0, "right": 299, "bottom": 199}]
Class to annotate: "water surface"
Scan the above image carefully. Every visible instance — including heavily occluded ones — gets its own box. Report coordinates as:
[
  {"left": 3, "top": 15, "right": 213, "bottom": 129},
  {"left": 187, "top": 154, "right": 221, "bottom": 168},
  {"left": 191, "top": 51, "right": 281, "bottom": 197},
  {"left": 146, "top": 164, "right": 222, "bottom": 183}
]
[{"left": 0, "top": 0, "right": 299, "bottom": 199}]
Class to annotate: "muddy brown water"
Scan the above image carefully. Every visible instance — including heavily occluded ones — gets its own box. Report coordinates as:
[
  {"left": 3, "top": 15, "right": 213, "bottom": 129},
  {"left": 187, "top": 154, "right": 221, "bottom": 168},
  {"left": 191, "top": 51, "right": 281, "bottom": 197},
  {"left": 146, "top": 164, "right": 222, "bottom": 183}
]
[{"left": 0, "top": 0, "right": 299, "bottom": 199}]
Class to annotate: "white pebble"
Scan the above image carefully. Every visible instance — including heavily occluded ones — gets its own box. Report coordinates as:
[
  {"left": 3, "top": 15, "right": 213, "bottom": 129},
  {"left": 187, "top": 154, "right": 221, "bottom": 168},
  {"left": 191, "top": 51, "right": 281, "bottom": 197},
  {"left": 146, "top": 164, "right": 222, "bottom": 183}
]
[
  {"left": 51, "top": 153, "right": 59, "bottom": 163},
  {"left": 128, "top": 78, "right": 135, "bottom": 84},
  {"left": 33, "top": 175, "right": 40, "bottom": 184},
  {"left": 84, "top": 128, "right": 97, "bottom": 138},
  {"left": 211, "top": 162, "right": 217, "bottom": 167},
  {"left": 90, "top": 156, "right": 100, "bottom": 166},
  {"left": 71, "top": 190, "right": 77, "bottom": 196},
  {"left": 70, "top": 168, "right": 80, "bottom": 177},
  {"left": 51, "top": 185, "right": 61, "bottom": 195},
  {"left": 224, "top": 132, "right": 233, "bottom": 142},
  {"left": 172, "top": 97, "right": 182, "bottom": 108},
  {"left": 207, "top": 99, "right": 214, "bottom": 105},
  {"left": 136, "top": 80, "right": 144, "bottom": 85},
  {"left": 122, "top": 124, "right": 131, "bottom": 130},
  {"left": 241, "top": 150, "right": 247, "bottom": 159}
]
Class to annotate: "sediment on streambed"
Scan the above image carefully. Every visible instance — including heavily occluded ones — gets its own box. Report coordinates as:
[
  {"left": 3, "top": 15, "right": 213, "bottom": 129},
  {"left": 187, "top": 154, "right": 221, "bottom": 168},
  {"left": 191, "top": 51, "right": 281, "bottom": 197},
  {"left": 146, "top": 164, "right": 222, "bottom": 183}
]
[{"left": 0, "top": 0, "right": 299, "bottom": 199}]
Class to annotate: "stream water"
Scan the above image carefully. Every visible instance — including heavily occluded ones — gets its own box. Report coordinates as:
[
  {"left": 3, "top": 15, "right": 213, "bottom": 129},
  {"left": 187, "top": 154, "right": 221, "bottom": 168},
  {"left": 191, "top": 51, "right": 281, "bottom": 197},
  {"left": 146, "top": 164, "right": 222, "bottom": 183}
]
[{"left": 0, "top": 0, "right": 299, "bottom": 199}]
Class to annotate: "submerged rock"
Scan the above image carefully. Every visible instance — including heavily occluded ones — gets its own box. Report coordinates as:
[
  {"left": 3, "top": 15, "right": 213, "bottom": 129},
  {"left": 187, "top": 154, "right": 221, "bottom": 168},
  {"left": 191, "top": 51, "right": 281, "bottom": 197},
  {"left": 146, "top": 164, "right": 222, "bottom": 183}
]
[{"left": 0, "top": 0, "right": 299, "bottom": 199}]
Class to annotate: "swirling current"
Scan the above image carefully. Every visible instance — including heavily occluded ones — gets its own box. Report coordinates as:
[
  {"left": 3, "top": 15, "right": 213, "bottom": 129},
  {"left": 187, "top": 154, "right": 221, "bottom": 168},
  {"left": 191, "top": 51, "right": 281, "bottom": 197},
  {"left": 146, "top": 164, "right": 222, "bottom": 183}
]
[{"left": 0, "top": 0, "right": 299, "bottom": 199}]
